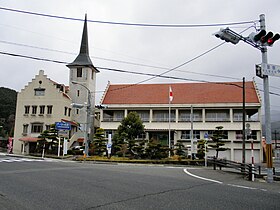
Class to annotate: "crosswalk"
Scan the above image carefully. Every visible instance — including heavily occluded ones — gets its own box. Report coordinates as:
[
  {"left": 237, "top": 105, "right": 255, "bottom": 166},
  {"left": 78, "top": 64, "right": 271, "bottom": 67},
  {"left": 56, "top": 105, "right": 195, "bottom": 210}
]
[{"left": 0, "top": 157, "right": 62, "bottom": 163}]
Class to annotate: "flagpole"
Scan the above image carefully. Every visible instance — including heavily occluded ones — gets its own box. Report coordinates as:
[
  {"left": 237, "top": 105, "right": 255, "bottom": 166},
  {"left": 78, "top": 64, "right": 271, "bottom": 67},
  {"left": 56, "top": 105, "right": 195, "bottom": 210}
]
[
  {"left": 169, "top": 94, "right": 171, "bottom": 158},
  {"left": 168, "top": 86, "right": 172, "bottom": 158}
]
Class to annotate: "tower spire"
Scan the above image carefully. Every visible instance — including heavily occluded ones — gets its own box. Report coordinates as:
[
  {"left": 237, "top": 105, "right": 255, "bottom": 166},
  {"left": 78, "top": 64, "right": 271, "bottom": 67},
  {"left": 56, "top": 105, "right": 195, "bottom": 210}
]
[
  {"left": 67, "top": 14, "right": 98, "bottom": 71},
  {"left": 79, "top": 14, "right": 89, "bottom": 55}
]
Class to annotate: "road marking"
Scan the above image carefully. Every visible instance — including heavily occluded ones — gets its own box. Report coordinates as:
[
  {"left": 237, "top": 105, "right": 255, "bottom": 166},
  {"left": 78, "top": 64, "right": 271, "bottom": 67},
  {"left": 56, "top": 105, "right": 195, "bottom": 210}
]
[
  {"left": 183, "top": 168, "right": 223, "bottom": 184},
  {"left": 227, "top": 184, "right": 257, "bottom": 190},
  {"left": 0, "top": 158, "right": 64, "bottom": 163}
]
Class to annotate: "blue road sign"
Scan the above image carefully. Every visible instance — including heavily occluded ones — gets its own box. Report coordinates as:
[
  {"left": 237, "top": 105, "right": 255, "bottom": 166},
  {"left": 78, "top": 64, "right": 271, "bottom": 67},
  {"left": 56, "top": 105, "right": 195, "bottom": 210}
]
[{"left": 55, "top": 122, "right": 71, "bottom": 130}]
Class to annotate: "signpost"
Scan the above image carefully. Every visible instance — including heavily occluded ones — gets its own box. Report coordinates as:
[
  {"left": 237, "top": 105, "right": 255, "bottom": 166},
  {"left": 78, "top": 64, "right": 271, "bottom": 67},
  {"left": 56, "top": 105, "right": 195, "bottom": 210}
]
[
  {"left": 204, "top": 133, "right": 209, "bottom": 167},
  {"left": 262, "top": 63, "right": 280, "bottom": 77},
  {"left": 107, "top": 134, "right": 113, "bottom": 159},
  {"left": 55, "top": 122, "right": 71, "bottom": 130},
  {"left": 256, "top": 63, "right": 280, "bottom": 78},
  {"left": 55, "top": 122, "right": 71, "bottom": 156}
]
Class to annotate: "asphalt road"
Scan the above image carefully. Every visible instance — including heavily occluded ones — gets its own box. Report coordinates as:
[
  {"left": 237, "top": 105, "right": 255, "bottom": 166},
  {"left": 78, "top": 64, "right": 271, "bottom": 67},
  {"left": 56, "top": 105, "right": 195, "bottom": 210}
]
[{"left": 0, "top": 155, "right": 279, "bottom": 210}]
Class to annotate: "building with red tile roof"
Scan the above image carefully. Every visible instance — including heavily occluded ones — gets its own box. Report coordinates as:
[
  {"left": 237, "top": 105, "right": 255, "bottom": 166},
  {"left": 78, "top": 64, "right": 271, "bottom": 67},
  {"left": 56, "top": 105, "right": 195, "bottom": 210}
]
[{"left": 100, "top": 81, "right": 263, "bottom": 163}]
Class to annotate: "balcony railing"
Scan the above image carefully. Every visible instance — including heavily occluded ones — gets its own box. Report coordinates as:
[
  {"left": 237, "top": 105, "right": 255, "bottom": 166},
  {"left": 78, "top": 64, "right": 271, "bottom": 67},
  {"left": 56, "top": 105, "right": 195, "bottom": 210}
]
[
  {"left": 103, "top": 117, "right": 124, "bottom": 122},
  {"left": 152, "top": 118, "right": 176, "bottom": 122},
  {"left": 205, "top": 117, "right": 230, "bottom": 122}
]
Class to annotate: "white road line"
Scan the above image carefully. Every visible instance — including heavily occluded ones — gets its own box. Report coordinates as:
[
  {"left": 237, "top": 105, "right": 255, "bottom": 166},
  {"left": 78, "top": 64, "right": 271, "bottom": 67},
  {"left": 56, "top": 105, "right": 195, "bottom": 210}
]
[
  {"left": 183, "top": 168, "right": 223, "bottom": 184},
  {"left": 0, "top": 158, "right": 57, "bottom": 163},
  {"left": 227, "top": 184, "right": 257, "bottom": 190}
]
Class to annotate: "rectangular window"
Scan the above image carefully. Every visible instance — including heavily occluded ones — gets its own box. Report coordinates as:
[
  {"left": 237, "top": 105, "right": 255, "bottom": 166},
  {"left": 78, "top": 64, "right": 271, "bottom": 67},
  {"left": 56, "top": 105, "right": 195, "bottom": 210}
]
[
  {"left": 23, "top": 124, "right": 28, "bottom": 133},
  {"left": 76, "top": 109, "right": 79, "bottom": 115},
  {"left": 39, "top": 105, "right": 45, "bottom": 114},
  {"left": 179, "top": 110, "right": 202, "bottom": 122},
  {"left": 248, "top": 130, "right": 257, "bottom": 140},
  {"left": 31, "top": 123, "right": 43, "bottom": 133},
  {"left": 181, "top": 130, "right": 200, "bottom": 139},
  {"left": 34, "top": 88, "right": 45, "bottom": 96},
  {"left": 77, "top": 68, "right": 82, "bottom": 77},
  {"left": 113, "top": 111, "right": 124, "bottom": 121},
  {"left": 153, "top": 110, "right": 175, "bottom": 122},
  {"left": 129, "top": 111, "right": 149, "bottom": 122},
  {"left": 77, "top": 90, "right": 80, "bottom": 97},
  {"left": 68, "top": 108, "right": 71, "bottom": 117},
  {"left": 32, "top": 106, "right": 37, "bottom": 114},
  {"left": 236, "top": 130, "right": 243, "bottom": 140},
  {"left": 24, "top": 106, "right": 30, "bottom": 114},
  {"left": 45, "top": 124, "right": 51, "bottom": 131},
  {"left": 64, "top": 107, "right": 68, "bottom": 116},
  {"left": 47, "top": 105, "right": 53, "bottom": 114},
  {"left": 206, "top": 110, "right": 230, "bottom": 122},
  {"left": 233, "top": 111, "right": 243, "bottom": 121}
]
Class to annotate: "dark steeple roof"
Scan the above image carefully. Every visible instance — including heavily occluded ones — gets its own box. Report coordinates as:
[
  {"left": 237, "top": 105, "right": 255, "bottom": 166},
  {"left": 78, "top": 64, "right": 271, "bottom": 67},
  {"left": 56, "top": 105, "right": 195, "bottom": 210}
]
[{"left": 67, "top": 14, "right": 99, "bottom": 72}]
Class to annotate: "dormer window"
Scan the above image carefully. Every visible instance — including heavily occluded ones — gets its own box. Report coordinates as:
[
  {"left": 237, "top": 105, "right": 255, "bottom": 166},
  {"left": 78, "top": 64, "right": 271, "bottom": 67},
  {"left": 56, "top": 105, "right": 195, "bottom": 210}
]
[
  {"left": 34, "top": 88, "right": 45, "bottom": 96},
  {"left": 77, "top": 68, "right": 82, "bottom": 77}
]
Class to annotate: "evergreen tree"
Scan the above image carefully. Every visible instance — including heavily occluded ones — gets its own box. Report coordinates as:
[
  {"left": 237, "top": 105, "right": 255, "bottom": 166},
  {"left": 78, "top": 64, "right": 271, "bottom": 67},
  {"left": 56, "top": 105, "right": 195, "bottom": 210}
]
[
  {"left": 37, "top": 124, "right": 59, "bottom": 154},
  {"left": 174, "top": 142, "right": 186, "bottom": 157},
  {"left": 145, "top": 138, "right": 169, "bottom": 159},
  {"left": 208, "top": 126, "right": 228, "bottom": 158},
  {"left": 91, "top": 128, "right": 107, "bottom": 156},
  {"left": 196, "top": 139, "right": 207, "bottom": 159},
  {"left": 114, "top": 112, "right": 145, "bottom": 157}
]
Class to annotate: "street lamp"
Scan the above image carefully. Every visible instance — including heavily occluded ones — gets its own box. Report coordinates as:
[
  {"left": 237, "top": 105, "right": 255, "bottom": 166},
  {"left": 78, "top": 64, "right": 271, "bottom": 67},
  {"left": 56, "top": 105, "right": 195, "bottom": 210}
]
[{"left": 72, "top": 81, "right": 93, "bottom": 157}]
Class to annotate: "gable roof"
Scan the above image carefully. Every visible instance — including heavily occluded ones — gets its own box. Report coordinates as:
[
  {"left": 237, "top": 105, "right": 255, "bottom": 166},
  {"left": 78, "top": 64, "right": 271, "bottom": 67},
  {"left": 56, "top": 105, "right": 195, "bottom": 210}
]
[{"left": 101, "top": 82, "right": 260, "bottom": 105}]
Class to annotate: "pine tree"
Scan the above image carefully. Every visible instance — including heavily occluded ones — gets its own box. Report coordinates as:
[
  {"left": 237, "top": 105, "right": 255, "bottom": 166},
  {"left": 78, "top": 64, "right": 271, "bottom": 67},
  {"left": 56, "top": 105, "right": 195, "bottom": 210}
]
[
  {"left": 91, "top": 128, "right": 107, "bottom": 156},
  {"left": 208, "top": 126, "right": 228, "bottom": 158},
  {"left": 113, "top": 112, "right": 145, "bottom": 158}
]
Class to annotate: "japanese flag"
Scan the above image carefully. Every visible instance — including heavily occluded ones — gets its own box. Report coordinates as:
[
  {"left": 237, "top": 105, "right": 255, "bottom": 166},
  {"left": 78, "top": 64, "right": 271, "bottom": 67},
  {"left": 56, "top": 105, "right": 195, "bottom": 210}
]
[{"left": 169, "top": 86, "right": 173, "bottom": 102}]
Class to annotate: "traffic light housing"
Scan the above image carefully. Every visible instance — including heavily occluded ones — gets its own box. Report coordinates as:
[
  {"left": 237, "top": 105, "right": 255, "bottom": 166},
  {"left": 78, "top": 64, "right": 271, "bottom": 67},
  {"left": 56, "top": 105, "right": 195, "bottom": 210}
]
[
  {"left": 249, "top": 30, "right": 280, "bottom": 46},
  {"left": 214, "top": 28, "right": 240, "bottom": 45}
]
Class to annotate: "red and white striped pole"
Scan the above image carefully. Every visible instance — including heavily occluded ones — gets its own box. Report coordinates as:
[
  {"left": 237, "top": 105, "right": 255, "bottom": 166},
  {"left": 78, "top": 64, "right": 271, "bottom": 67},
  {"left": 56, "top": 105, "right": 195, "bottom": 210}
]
[{"left": 251, "top": 139, "right": 255, "bottom": 181}]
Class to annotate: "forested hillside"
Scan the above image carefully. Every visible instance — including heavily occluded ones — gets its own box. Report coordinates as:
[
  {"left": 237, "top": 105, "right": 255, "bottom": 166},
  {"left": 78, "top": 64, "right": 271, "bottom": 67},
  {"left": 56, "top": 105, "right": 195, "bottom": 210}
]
[{"left": 0, "top": 87, "right": 17, "bottom": 137}]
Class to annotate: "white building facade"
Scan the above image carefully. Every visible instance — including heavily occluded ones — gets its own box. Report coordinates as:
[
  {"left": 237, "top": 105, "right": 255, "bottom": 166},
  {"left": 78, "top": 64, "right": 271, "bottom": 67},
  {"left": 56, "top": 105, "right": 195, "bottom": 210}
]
[
  {"left": 100, "top": 82, "right": 263, "bottom": 163},
  {"left": 13, "top": 70, "right": 73, "bottom": 154},
  {"left": 13, "top": 15, "right": 98, "bottom": 154}
]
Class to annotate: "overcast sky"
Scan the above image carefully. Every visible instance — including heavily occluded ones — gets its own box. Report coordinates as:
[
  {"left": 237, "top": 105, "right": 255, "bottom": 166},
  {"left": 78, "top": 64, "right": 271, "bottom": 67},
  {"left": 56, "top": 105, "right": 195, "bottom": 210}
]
[{"left": 0, "top": 0, "right": 280, "bottom": 111}]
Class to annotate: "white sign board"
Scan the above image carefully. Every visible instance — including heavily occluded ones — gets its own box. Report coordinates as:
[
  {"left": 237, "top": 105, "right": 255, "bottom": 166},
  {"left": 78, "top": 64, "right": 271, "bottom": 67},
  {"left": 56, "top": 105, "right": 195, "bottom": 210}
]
[
  {"left": 58, "top": 130, "right": 69, "bottom": 138},
  {"left": 63, "top": 139, "right": 68, "bottom": 155},
  {"left": 262, "top": 63, "right": 280, "bottom": 77},
  {"left": 107, "top": 134, "right": 112, "bottom": 156}
]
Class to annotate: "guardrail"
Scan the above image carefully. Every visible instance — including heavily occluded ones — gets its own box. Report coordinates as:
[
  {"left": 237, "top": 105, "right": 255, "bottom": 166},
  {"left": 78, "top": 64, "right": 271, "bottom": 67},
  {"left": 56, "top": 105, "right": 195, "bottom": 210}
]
[{"left": 208, "top": 157, "right": 257, "bottom": 181}]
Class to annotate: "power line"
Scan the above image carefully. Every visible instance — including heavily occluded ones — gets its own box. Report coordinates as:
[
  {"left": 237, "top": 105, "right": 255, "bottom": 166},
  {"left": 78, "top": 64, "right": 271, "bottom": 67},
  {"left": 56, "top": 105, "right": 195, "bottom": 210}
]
[
  {"left": 0, "top": 39, "right": 242, "bottom": 81},
  {"left": 0, "top": 6, "right": 257, "bottom": 28},
  {"left": 1, "top": 50, "right": 280, "bottom": 97}
]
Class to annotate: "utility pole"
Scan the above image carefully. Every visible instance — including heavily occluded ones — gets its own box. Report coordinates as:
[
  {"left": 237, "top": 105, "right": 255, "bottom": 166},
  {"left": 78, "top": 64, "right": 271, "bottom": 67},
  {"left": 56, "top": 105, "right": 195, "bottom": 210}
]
[
  {"left": 273, "top": 130, "right": 279, "bottom": 149},
  {"left": 242, "top": 77, "right": 246, "bottom": 168},
  {"left": 259, "top": 14, "right": 273, "bottom": 183}
]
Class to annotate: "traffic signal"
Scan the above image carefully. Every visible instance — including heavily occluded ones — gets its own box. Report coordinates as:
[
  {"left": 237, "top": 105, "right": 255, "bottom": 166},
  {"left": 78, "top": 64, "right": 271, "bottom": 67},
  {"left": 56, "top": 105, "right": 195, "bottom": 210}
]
[
  {"left": 214, "top": 28, "right": 240, "bottom": 45},
  {"left": 249, "top": 30, "right": 280, "bottom": 46},
  {"left": 95, "top": 105, "right": 108, "bottom": 109}
]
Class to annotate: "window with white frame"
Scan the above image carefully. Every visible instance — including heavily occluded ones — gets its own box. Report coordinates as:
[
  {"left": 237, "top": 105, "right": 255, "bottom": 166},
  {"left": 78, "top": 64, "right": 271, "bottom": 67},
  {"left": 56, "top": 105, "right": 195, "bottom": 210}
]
[
  {"left": 24, "top": 105, "right": 30, "bottom": 114},
  {"left": 23, "top": 124, "right": 28, "bottom": 134},
  {"left": 77, "top": 68, "right": 82, "bottom": 77},
  {"left": 32, "top": 106, "right": 37, "bottom": 114},
  {"left": 34, "top": 88, "right": 45, "bottom": 96},
  {"left": 153, "top": 110, "right": 175, "bottom": 122},
  {"left": 31, "top": 123, "right": 43, "bottom": 133},
  {"left": 47, "top": 105, "right": 53, "bottom": 114},
  {"left": 39, "top": 105, "right": 45, "bottom": 114},
  {"left": 206, "top": 110, "right": 230, "bottom": 122}
]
